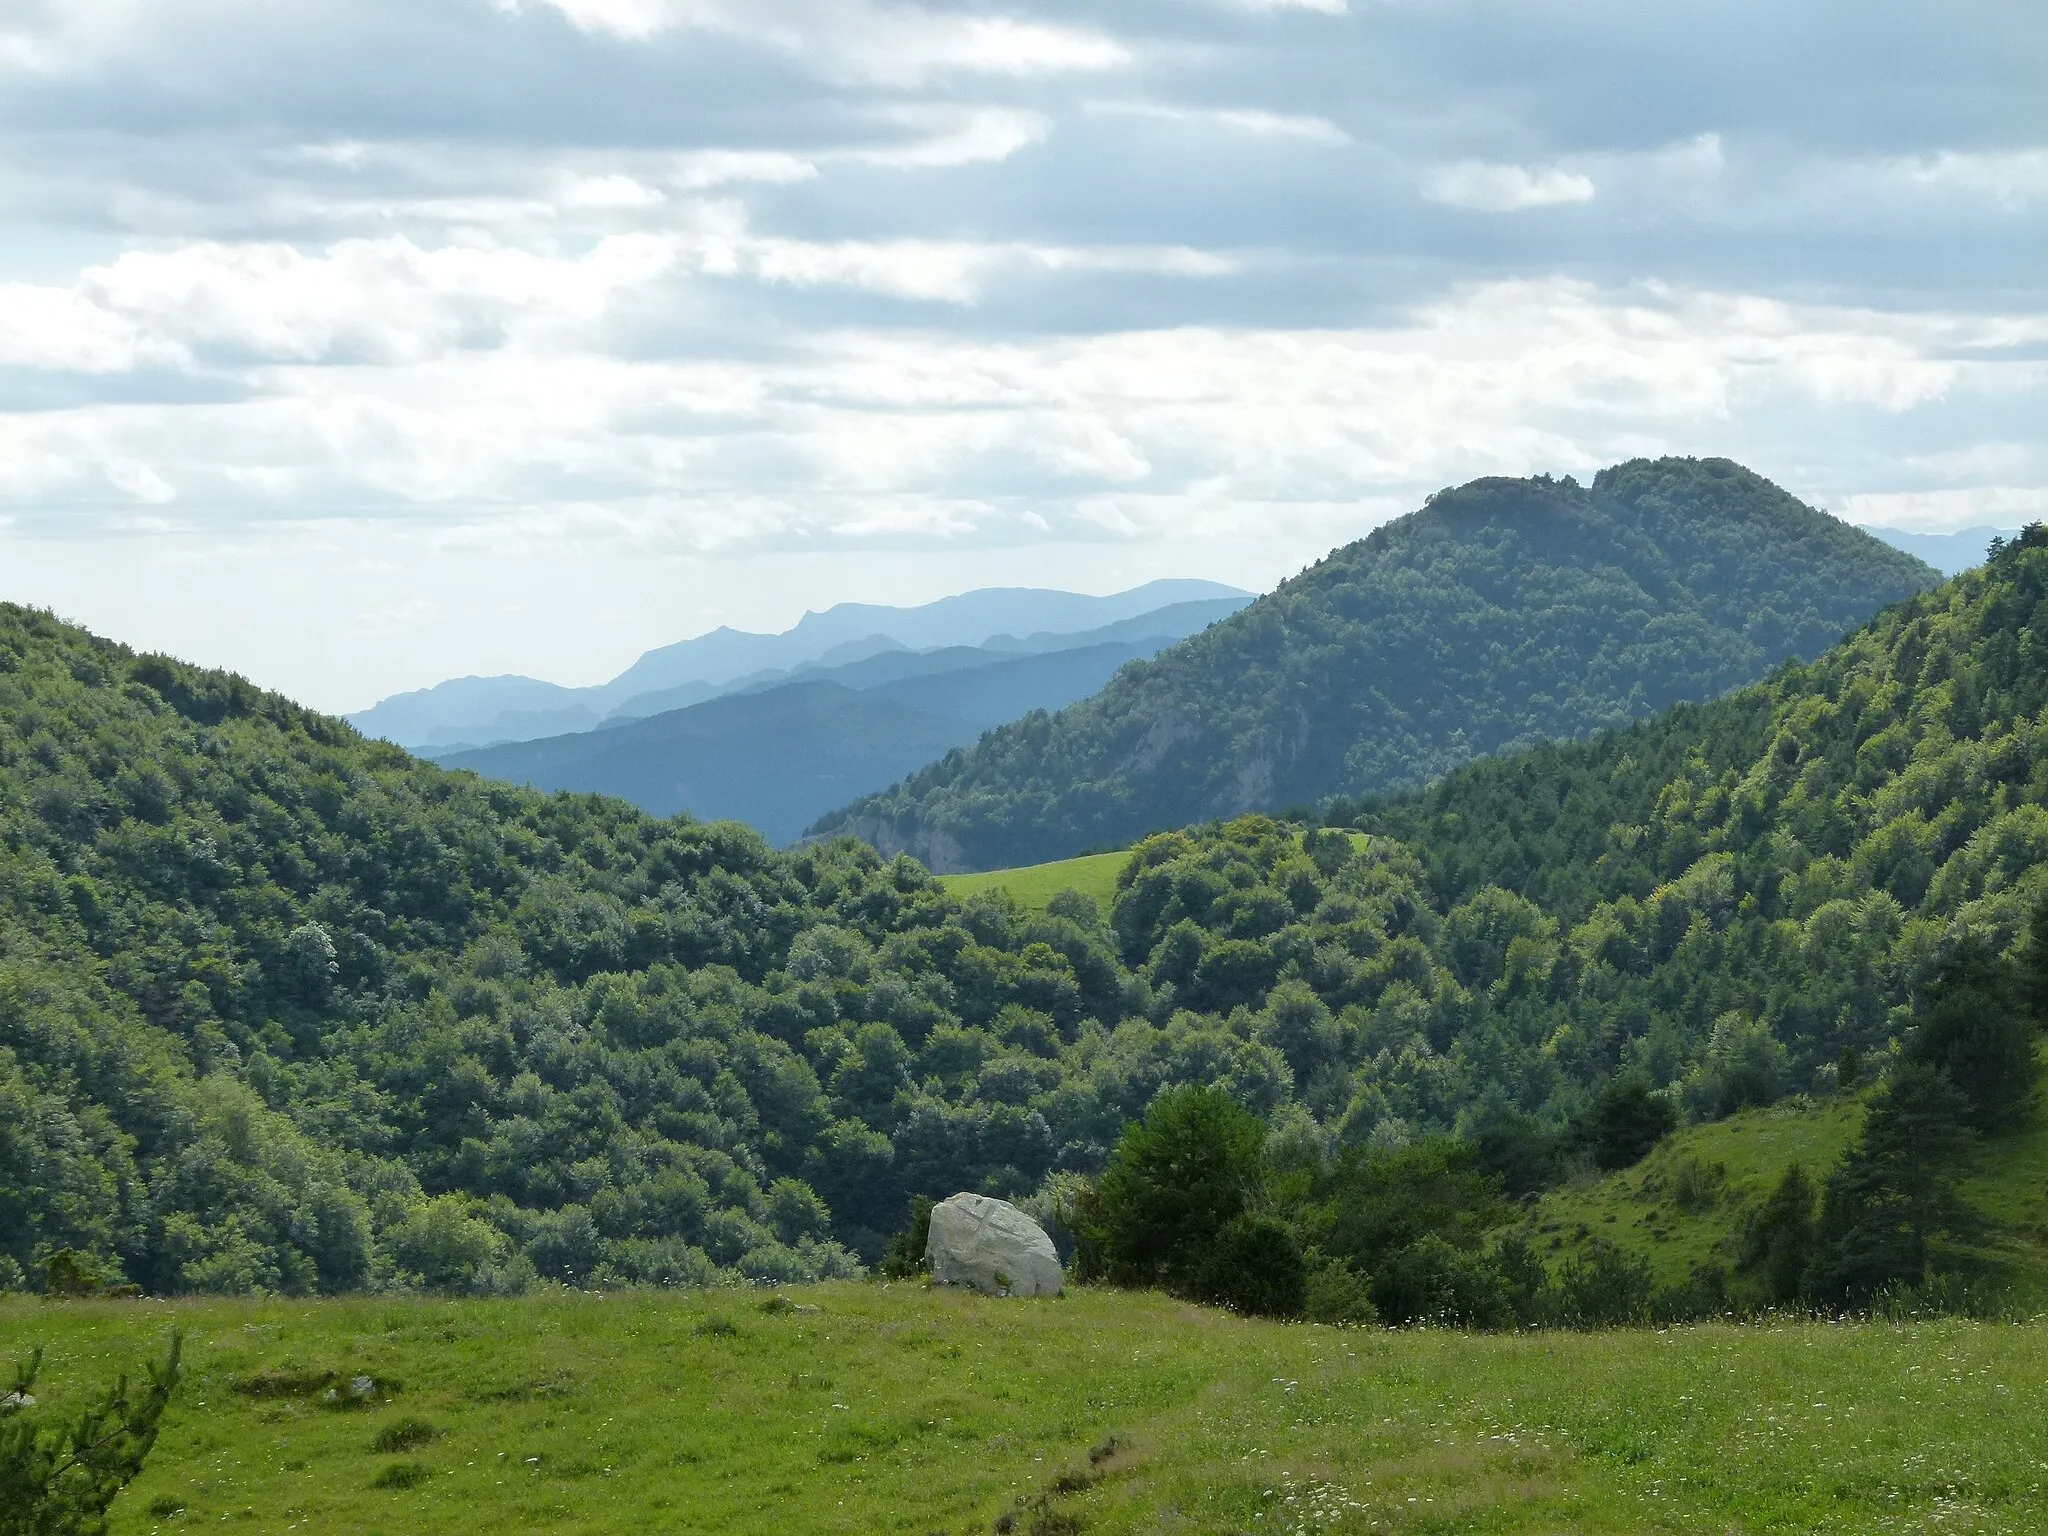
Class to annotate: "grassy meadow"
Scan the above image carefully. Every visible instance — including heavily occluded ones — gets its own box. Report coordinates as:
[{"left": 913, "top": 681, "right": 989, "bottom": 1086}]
[
  {"left": 939, "top": 851, "right": 1129, "bottom": 912},
  {"left": 7, "top": 1285, "right": 2048, "bottom": 1536}
]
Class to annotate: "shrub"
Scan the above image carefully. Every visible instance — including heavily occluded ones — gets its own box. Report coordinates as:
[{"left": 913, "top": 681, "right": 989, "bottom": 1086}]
[
  {"left": 1302, "top": 1257, "right": 1378, "bottom": 1325},
  {"left": 1369, "top": 1236, "right": 1512, "bottom": 1329},
  {"left": 1083, "top": 1086, "right": 1267, "bottom": 1291},
  {"left": 1192, "top": 1214, "right": 1307, "bottom": 1318},
  {"left": 370, "top": 1417, "right": 438, "bottom": 1453}
]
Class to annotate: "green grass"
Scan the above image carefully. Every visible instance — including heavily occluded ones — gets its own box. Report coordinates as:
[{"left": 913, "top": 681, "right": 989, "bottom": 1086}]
[
  {"left": 940, "top": 850, "right": 1129, "bottom": 913},
  {"left": 1513, "top": 1095, "right": 1868, "bottom": 1287},
  {"left": 935, "top": 833, "right": 1369, "bottom": 913},
  {"left": 1511, "top": 1067, "right": 2048, "bottom": 1297},
  {"left": 8, "top": 1286, "right": 2048, "bottom": 1535}
]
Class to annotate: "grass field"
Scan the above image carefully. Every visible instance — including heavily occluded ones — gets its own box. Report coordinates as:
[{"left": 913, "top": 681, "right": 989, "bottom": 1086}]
[
  {"left": 8, "top": 1285, "right": 2048, "bottom": 1536},
  {"left": 940, "top": 851, "right": 1129, "bottom": 913}
]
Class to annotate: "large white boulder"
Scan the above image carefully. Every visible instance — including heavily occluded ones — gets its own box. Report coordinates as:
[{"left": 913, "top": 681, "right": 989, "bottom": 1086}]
[{"left": 924, "top": 1193, "right": 1063, "bottom": 1297}]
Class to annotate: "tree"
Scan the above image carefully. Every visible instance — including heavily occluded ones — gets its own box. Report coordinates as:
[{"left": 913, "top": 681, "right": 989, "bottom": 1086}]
[
  {"left": 1807, "top": 1064, "right": 1975, "bottom": 1307},
  {"left": 1, "top": 1332, "right": 182, "bottom": 1536},
  {"left": 1080, "top": 1085, "right": 1267, "bottom": 1292},
  {"left": 1739, "top": 1163, "right": 1816, "bottom": 1305},
  {"left": 1584, "top": 1076, "right": 1678, "bottom": 1171},
  {"left": 1312, "top": 1138, "right": 1508, "bottom": 1274},
  {"left": 2020, "top": 892, "right": 2048, "bottom": 1028},
  {"left": 1905, "top": 935, "right": 2038, "bottom": 1133}
]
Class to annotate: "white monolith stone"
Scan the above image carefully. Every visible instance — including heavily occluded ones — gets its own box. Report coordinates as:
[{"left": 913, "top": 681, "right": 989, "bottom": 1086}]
[{"left": 923, "top": 1193, "right": 1063, "bottom": 1296}]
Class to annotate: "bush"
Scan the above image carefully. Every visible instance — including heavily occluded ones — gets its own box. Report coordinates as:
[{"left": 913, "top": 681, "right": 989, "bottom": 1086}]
[
  {"left": 878, "top": 1196, "right": 934, "bottom": 1280},
  {"left": 1191, "top": 1214, "right": 1306, "bottom": 1318},
  {"left": 1302, "top": 1257, "right": 1378, "bottom": 1325},
  {"left": 1083, "top": 1086, "right": 1267, "bottom": 1291},
  {"left": 1553, "top": 1242, "right": 1655, "bottom": 1327},
  {"left": 1369, "top": 1236, "right": 1512, "bottom": 1329}
]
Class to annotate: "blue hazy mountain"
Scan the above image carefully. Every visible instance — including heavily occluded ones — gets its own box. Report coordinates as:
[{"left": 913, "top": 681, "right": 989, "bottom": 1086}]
[
  {"left": 349, "top": 580, "right": 1249, "bottom": 753},
  {"left": 440, "top": 630, "right": 1223, "bottom": 844},
  {"left": 1859, "top": 524, "right": 2024, "bottom": 577}
]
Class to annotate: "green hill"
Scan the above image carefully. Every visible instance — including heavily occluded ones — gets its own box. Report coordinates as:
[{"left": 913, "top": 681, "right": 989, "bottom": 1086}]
[
  {"left": 11, "top": 1288, "right": 2048, "bottom": 1534},
  {"left": 1, "top": 523, "right": 2042, "bottom": 1309},
  {"left": 812, "top": 458, "right": 1938, "bottom": 872}
]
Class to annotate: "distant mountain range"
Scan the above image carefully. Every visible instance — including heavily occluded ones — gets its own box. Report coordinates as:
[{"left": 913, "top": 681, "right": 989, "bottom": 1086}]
[
  {"left": 814, "top": 458, "right": 1943, "bottom": 871},
  {"left": 438, "top": 605, "right": 1245, "bottom": 843},
  {"left": 1858, "top": 524, "right": 2023, "bottom": 576},
  {"left": 349, "top": 580, "right": 1250, "bottom": 754}
]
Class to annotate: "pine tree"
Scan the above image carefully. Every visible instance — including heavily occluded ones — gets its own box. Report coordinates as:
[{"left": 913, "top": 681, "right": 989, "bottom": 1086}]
[
  {"left": 1740, "top": 1163, "right": 1816, "bottom": 1305},
  {"left": 0, "top": 1332, "right": 182, "bottom": 1536},
  {"left": 1806, "top": 1066, "right": 1975, "bottom": 1307},
  {"left": 1906, "top": 934, "right": 2038, "bottom": 1133}
]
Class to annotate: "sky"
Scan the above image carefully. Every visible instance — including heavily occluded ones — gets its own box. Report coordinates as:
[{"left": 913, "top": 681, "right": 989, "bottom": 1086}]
[{"left": 1, "top": 1, "right": 2045, "bottom": 712}]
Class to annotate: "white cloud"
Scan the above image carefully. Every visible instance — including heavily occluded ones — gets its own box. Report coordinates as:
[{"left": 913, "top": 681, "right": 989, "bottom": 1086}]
[
  {"left": 1090, "top": 100, "right": 1350, "bottom": 145},
  {"left": 1423, "top": 161, "right": 1596, "bottom": 212},
  {"left": 848, "top": 109, "right": 1051, "bottom": 168},
  {"left": 513, "top": 0, "right": 1128, "bottom": 84},
  {"left": 1905, "top": 148, "right": 2048, "bottom": 209}
]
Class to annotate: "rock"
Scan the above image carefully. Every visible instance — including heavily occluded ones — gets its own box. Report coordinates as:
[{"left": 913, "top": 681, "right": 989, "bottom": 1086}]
[{"left": 923, "top": 1193, "right": 1063, "bottom": 1297}]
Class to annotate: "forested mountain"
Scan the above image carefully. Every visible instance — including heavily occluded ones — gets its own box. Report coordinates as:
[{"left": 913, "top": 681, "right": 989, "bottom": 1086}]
[
  {"left": 812, "top": 459, "right": 1939, "bottom": 872},
  {"left": 4, "top": 527, "right": 2042, "bottom": 1302}
]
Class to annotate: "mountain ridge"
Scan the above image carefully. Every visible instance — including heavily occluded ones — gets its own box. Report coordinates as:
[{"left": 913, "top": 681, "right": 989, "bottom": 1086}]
[
  {"left": 812, "top": 458, "right": 1941, "bottom": 872},
  {"left": 349, "top": 580, "right": 1250, "bottom": 754}
]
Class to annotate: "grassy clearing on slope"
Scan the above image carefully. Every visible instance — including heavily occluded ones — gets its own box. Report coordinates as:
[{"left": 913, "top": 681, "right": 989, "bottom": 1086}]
[
  {"left": 1514, "top": 1096, "right": 1867, "bottom": 1288},
  {"left": 7, "top": 1287, "right": 2048, "bottom": 1536},
  {"left": 937, "top": 834, "right": 1368, "bottom": 914},
  {"left": 940, "top": 851, "right": 1129, "bottom": 913},
  {"left": 1512, "top": 1066, "right": 2048, "bottom": 1299}
]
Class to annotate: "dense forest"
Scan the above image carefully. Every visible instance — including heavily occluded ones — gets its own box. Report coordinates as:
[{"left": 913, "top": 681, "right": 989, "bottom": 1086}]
[
  {"left": 2, "top": 525, "right": 2042, "bottom": 1304},
  {"left": 810, "top": 458, "right": 1937, "bottom": 871}
]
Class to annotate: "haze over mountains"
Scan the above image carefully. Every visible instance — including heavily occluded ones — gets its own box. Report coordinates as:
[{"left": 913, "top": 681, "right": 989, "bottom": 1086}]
[
  {"left": 350, "top": 581, "right": 1250, "bottom": 755},
  {"left": 439, "top": 621, "right": 1234, "bottom": 844},
  {"left": 816, "top": 459, "right": 1940, "bottom": 871}
]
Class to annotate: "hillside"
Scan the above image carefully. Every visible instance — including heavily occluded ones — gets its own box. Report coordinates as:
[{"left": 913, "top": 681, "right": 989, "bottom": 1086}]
[
  {"left": 0, "top": 602, "right": 1193, "bottom": 1291},
  {"left": 440, "top": 636, "right": 1194, "bottom": 843},
  {"left": 4, "top": 529, "right": 2044, "bottom": 1307},
  {"left": 14, "top": 1288, "right": 2046, "bottom": 1535},
  {"left": 811, "top": 458, "right": 1939, "bottom": 872},
  {"left": 1508, "top": 1070, "right": 2048, "bottom": 1299}
]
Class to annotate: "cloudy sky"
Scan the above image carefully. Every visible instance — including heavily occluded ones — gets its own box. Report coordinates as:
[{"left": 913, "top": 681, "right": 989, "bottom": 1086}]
[{"left": 2, "top": 0, "right": 2045, "bottom": 710}]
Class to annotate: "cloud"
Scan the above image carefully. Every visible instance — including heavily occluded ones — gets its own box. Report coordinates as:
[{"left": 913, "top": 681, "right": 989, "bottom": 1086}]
[
  {"left": 1422, "top": 161, "right": 1597, "bottom": 212},
  {"left": 1089, "top": 100, "right": 1351, "bottom": 145},
  {"left": 1, "top": 0, "right": 2046, "bottom": 708},
  {"left": 1904, "top": 148, "right": 2048, "bottom": 209},
  {"left": 511, "top": 0, "right": 1129, "bottom": 84}
]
